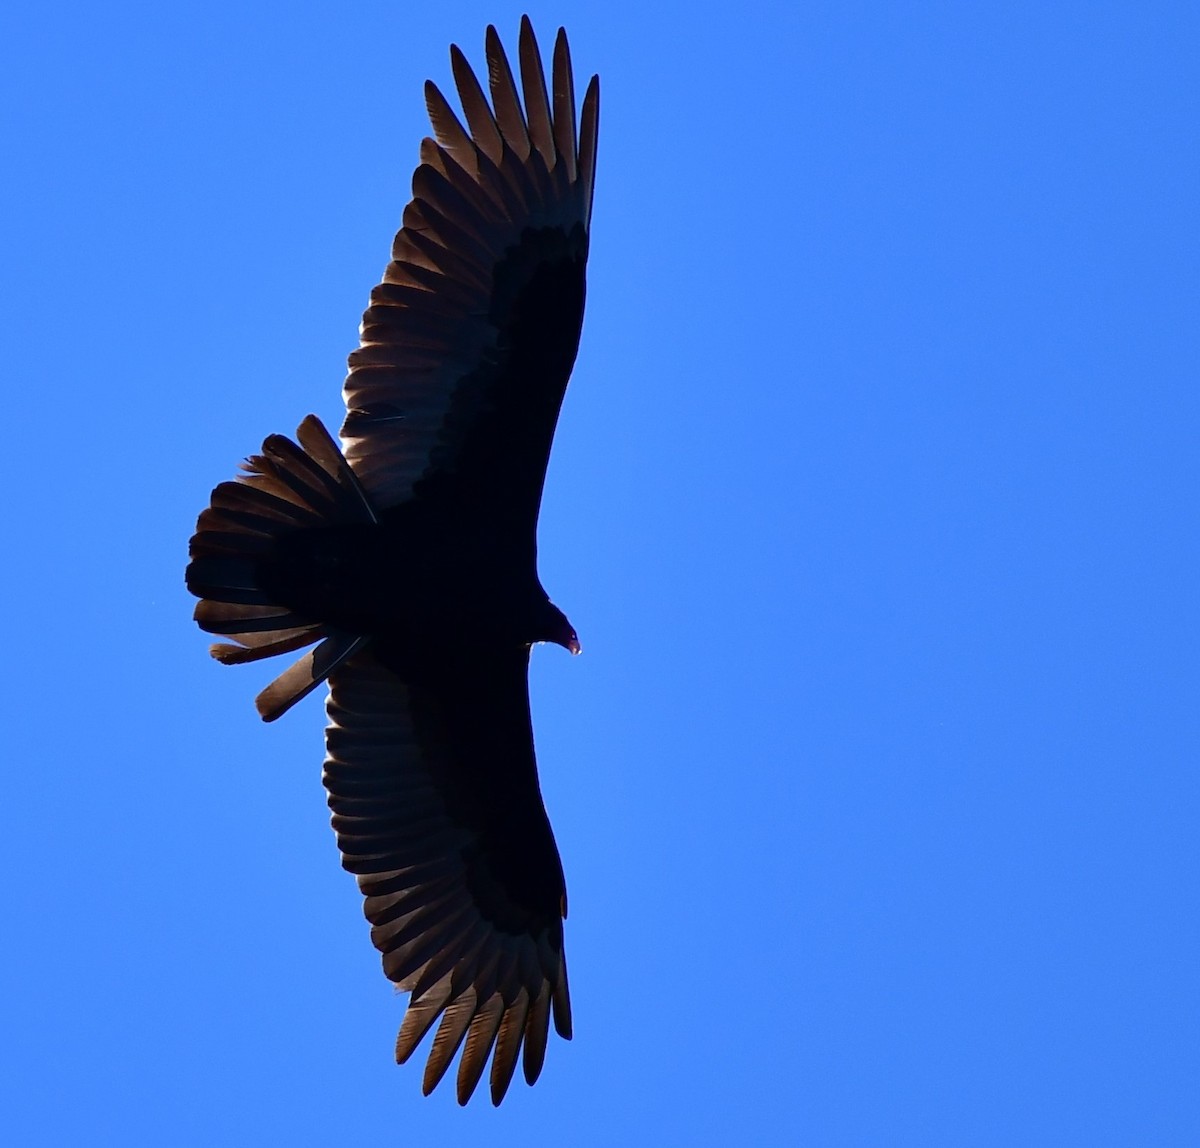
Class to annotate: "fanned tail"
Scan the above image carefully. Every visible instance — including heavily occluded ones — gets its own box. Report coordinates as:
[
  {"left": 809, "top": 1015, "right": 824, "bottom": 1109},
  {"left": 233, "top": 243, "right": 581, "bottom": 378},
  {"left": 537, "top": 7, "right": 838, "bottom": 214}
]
[{"left": 186, "top": 415, "right": 376, "bottom": 721}]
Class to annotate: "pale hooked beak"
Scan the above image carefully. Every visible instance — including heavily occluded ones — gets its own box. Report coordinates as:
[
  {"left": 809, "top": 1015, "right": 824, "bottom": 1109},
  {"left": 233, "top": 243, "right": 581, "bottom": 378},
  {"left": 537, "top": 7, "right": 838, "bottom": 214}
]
[{"left": 567, "top": 634, "right": 582, "bottom": 656}]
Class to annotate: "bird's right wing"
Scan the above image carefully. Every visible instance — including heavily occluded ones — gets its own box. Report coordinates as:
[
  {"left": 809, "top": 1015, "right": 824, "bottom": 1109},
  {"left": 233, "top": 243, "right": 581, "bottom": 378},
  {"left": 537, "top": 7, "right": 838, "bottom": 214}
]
[
  {"left": 341, "top": 18, "right": 599, "bottom": 538},
  {"left": 324, "top": 648, "right": 571, "bottom": 1105}
]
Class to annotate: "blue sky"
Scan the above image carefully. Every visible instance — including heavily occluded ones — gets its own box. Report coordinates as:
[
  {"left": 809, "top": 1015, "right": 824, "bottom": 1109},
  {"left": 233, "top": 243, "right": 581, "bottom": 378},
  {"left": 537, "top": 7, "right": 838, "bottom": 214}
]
[{"left": 1, "top": 2, "right": 1196, "bottom": 1144}]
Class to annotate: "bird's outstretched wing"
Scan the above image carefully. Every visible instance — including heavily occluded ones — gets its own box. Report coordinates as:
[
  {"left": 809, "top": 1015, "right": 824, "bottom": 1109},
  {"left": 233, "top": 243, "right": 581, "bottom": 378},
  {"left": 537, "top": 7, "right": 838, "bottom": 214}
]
[
  {"left": 325, "top": 649, "right": 570, "bottom": 1105},
  {"left": 342, "top": 17, "right": 599, "bottom": 544}
]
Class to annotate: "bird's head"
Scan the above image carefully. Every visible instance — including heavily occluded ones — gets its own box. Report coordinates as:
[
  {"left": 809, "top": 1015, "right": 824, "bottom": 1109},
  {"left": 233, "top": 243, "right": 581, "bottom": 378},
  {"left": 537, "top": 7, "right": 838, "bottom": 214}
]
[{"left": 535, "top": 600, "right": 581, "bottom": 655}]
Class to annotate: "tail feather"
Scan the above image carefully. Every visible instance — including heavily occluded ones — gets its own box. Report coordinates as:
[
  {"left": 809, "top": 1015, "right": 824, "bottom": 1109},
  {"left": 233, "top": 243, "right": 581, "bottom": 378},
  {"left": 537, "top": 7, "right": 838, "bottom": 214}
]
[
  {"left": 186, "top": 415, "right": 379, "bottom": 721},
  {"left": 210, "top": 481, "right": 326, "bottom": 526},
  {"left": 255, "top": 632, "right": 369, "bottom": 722},
  {"left": 237, "top": 415, "right": 376, "bottom": 525},
  {"left": 188, "top": 553, "right": 269, "bottom": 595},
  {"left": 211, "top": 628, "right": 330, "bottom": 665},
  {"left": 261, "top": 434, "right": 356, "bottom": 516},
  {"left": 296, "top": 414, "right": 378, "bottom": 520},
  {"left": 196, "top": 505, "right": 286, "bottom": 539},
  {"left": 194, "top": 600, "right": 311, "bottom": 634},
  {"left": 188, "top": 530, "right": 278, "bottom": 559},
  {"left": 251, "top": 443, "right": 338, "bottom": 513},
  {"left": 218, "top": 624, "right": 324, "bottom": 652}
]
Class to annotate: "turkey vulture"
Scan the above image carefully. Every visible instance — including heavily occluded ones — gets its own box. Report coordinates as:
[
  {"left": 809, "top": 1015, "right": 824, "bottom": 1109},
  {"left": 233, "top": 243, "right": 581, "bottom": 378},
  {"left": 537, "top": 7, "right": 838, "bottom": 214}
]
[{"left": 185, "top": 18, "right": 598, "bottom": 1106}]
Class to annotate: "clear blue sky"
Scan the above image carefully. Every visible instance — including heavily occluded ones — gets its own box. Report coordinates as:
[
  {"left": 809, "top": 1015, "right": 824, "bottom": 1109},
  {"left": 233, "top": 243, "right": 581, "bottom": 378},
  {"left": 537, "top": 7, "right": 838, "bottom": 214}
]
[{"left": 1, "top": 2, "right": 1196, "bottom": 1144}]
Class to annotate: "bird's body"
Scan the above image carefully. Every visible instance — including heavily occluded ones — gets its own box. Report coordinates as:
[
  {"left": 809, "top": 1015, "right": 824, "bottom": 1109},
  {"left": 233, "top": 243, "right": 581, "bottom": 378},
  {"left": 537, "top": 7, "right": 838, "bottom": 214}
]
[
  {"left": 185, "top": 19, "right": 597, "bottom": 1105},
  {"left": 257, "top": 487, "right": 567, "bottom": 655}
]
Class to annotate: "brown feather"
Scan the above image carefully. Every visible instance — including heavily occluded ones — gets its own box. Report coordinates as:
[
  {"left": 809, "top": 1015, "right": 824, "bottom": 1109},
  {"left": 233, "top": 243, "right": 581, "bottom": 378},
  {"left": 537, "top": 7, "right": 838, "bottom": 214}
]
[
  {"left": 489, "top": 989, "right": 531, "bottom": 1106},
  {"left": 383, "top": 915, "right": 472, "bottom": 986},
  {"left": 396, "top": 974, "right": 454, "bottom": 1064},
  {"left": 423, "top": 992, "right": 478, "bottom": 1096},
  {"left": 260, "top": 434, "right": 348, "bottom": 508},
  {"left": 193, "top": 601, "right": 305, "bottom": 635},
  {"left": 365, "top": 878, "right": 459, "bottom": 928},
  {"left": 552, "top": 29, "right": 578, "bottom": 183},
  {"left": 209, "top": 627, "right": 324, "bottom": 665},
  {"left": 450, "top": 44, "right": 503, "bottom": 164},
  {"left": 255, "top": 633, "right": 367, "bottom": 722},
  {"left": 371, "top": 897, "right": 469, "bottom": 961},
  {"left": 405, "top": 199, "right": 494, "bottom": 275},
  {"left": 518, "top": 17, "right": 555, "bottom": 170},
  {"left": 552, "top": 950, "right": 572, "bottom": 1039},
  {"left": 485, "top": 25, "right": 531, "bottom": 159},
  {"left": 578, "top": 75, "right": 601, "bottom": 228},
  {"left": 472, "top": 143, "right": 531, "bottom": 221},
  {"left": 522, "top": 980, "right": 553, "bottom": 1085},
  {"left": 423, "top": 80, "right": 476, "bottom": 176},
  {"left": 402, "top": 228, "right": 490, "bottom": 293},
  {"left": 296, "top": 414, "right": 378, "bottom": 521},
  {"left": 407, "top": 920, "right": 491, "bottom": 999},
  {"left": 457, "top": 993, "right": 505, "bottom": 1105},
  {"left": 209, "top": 479, "right": 323, "bottom": 527}
]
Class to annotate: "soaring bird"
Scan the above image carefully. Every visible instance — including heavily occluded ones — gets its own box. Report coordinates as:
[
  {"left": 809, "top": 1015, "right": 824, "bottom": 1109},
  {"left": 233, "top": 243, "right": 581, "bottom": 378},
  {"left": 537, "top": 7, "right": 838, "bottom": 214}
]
[{"left": 185, "top": 18, "right": 598, "bottom": 1106}]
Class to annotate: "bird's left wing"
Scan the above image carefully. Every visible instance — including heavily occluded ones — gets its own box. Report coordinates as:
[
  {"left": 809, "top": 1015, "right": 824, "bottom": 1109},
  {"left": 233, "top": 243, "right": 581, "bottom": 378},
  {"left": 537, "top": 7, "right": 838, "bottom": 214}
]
[{"left": 324, "top": 647, "right": 571, "bottom": 1105}]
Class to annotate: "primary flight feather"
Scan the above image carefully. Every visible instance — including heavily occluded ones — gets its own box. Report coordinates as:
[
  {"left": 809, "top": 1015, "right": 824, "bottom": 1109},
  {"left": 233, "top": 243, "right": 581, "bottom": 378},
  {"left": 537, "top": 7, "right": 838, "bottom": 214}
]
[{"left": 185, "top": 17, "right": 598, "bottom": 1105}]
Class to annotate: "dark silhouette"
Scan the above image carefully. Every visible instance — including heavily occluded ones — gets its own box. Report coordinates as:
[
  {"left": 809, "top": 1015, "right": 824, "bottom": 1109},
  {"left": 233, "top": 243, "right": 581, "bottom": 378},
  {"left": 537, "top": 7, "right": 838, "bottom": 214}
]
[{"left": 185, "top": 18, "right": 598, "bottom": 1105}]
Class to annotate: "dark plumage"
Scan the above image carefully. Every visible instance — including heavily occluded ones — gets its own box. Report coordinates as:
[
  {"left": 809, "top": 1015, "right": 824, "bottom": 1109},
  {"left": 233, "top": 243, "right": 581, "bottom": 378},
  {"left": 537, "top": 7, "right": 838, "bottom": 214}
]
[{"left": 185, "top": 18, "right": 598, "bottom": 1105}]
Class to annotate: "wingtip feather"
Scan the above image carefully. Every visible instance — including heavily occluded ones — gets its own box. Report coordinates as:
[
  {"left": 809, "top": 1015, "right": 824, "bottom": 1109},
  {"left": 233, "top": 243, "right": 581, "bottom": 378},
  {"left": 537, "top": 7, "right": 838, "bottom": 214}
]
[{"left": 551, "top": 28, "right": 577, "bottom": 182}]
